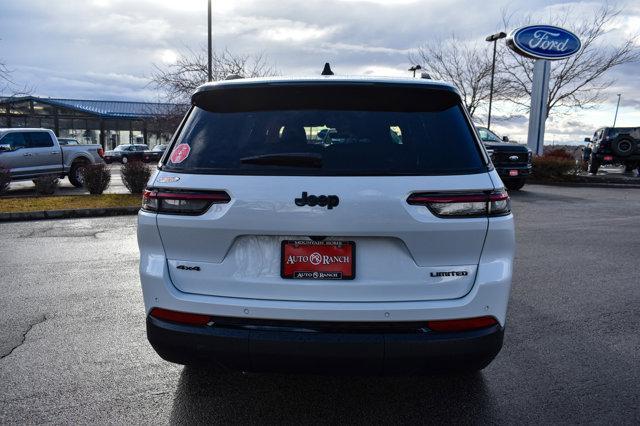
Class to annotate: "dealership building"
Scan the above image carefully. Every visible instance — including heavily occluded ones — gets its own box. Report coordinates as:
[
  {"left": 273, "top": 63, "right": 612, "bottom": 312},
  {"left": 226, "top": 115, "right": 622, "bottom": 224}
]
[{"left": 0, "top": 96, "right": 186, "bottom": 149}]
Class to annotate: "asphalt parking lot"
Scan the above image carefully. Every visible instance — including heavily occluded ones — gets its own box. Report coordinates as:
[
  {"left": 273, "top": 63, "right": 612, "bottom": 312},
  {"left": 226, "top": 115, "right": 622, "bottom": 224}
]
[{"left": 1, "top": 184, "right": 639, "bottom": 424}]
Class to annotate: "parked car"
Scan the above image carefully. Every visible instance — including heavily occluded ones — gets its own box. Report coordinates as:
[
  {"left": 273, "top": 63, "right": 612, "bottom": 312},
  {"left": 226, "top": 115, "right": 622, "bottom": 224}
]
[
  {"left": 0, "top": 128, "right": 104, "bottom": 187},
  {"left": 142, "top": 144, "right": 168, "bottom": 163},
  {"left": 103, "top": 143, "right": 148, "bottom": 164},
  {"left": 477, "top": 127, "right": 532, "bottom": 191},
  {"left": 57, "top": 138, "right": 79, "bottom": 145},
  {"left": 584, "top": 127, "right": 640, "bottom": 174},
  {"left": 138, "top": 76, "right": 515, "bottom": 374}
]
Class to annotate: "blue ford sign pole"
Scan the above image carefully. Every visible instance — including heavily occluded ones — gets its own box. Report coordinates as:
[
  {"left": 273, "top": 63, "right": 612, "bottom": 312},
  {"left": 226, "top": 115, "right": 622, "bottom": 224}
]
[{"left": 506, "top": 25, "right": 581, "bottom": 156}]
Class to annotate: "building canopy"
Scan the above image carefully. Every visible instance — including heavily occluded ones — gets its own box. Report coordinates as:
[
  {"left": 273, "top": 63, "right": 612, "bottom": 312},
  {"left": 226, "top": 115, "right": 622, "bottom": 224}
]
[{"left": 0, "top": 96, "right": 187, "bottom": 149}]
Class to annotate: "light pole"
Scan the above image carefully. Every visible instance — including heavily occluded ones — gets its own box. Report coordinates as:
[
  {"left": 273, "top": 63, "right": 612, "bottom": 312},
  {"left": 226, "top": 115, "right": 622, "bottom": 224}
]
[
  {"left": 613, "top": 93, "right": 622, "bottom": 127},
  {"left": 485, "top": 31, "right": 506, "bottom": 130},
  {"left": 408, "top": 65, "right": 422, "bottom": 78},
  {"left": 207, "top": 0, "right": 212, "bottom": 82}
]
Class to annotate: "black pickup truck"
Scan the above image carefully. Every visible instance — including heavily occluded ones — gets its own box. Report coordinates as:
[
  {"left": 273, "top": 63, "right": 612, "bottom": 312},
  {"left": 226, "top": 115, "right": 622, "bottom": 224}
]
[{"left": 477, "top": 127, "right": 532, "bottom": 191}]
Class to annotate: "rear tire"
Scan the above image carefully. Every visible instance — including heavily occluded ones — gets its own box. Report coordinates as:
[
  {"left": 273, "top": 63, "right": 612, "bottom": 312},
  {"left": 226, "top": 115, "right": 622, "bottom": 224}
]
[
  {"left": 68, "top": 160, "right": 88, "bottom": 188},
  {"left": 505, "top": 178, "right": 526, "bottom": 191},
  {"left": 588, "top": 155, "right": 601, "bottom": 174}
]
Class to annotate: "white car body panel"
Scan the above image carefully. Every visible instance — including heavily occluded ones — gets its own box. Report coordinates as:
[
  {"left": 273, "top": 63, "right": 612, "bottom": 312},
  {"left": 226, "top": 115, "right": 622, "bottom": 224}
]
[
  {"left": 148, "top": 172, "right": 496, "bottom": 303},
  {"left": 139, "top": 211, "right": 513, "bottom": 325}
]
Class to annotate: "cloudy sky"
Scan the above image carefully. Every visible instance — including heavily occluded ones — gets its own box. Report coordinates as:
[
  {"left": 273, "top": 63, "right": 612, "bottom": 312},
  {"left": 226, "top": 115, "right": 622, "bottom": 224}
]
[{"left": 1, "top": 0, "right": 639, "bottom": 143}]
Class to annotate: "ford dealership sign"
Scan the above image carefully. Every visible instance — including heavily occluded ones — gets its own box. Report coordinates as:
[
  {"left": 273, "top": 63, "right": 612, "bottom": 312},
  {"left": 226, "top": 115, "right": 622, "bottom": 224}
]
[{"left": 507, "top": 25, "right": 581, "bottom": 60}]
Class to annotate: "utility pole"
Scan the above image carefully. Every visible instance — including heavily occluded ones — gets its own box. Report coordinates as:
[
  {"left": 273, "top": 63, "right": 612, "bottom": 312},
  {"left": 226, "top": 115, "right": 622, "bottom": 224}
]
[
  {"left": 485, "top": 32, "right": 506, "bottom": 130},
  {"left": 408, "top": 65, "right": 422, "bottom": 78},
  {"left": 207, "top": 0, "right": 212, "bottom": 82},
  {"left": 613, "top": 94, "right": 621, "bottom": 127}
]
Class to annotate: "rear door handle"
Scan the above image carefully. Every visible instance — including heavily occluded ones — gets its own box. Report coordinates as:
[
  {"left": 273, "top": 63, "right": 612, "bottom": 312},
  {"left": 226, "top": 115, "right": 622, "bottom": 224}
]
[
  {"left": 51, "top": 151, "right": 59, "bottom": 155},
  {"left": 23, "top": 152, "right": 32, "bottom": 156}
]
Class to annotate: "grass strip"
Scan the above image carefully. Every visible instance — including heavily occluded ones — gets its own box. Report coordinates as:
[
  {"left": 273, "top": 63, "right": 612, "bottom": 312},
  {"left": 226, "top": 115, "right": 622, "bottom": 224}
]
[{"left": 0, "top": 194, "right": 141, "bottom": 213}]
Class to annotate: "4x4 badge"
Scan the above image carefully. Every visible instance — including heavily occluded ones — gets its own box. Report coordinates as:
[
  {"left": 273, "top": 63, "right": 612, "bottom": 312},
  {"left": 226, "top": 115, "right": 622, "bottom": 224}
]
[{"left": 295, "top": 192, "right": 340, "bottom": 209}]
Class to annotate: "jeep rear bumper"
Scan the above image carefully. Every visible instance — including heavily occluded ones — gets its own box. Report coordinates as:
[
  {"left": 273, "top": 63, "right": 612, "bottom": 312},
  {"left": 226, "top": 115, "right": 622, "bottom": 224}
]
[
  {"left": 147, "top": 315, "right": 504, "bottom": 374},
  {"left": 592, "top": 152, "right": 640, "bottom": 163}
]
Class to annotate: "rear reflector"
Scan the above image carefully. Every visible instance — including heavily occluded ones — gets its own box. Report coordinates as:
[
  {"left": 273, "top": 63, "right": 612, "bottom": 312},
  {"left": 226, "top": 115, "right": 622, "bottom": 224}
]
[
  {"left": 142, "top": 188, "right": 230, "bottom": 215},
  {"left": 407, "top": 190, "right": 510, "bottom": 217},
  {"left": 149, "top": 308, "right": 211, "bottom": 326},
  {"left": 427, "top": 316, "right": 498, "bottom": 332},
  {"left": 604, "top": 155, "right": 613, "bottom": 161}
]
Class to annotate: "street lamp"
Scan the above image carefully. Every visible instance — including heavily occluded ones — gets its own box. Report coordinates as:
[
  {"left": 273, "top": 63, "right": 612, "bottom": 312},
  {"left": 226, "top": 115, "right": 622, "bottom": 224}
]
[
  {"left": 408, "top": 65, "right": 422, "bottom": 78},
  {"left": 207, "top": 0, "right": 213, "bottom": 82},
  {"left": 485, "top": 31, "right": 507, "bottom": 130},
  {"left": 613, "top": 93, "right": 622, "bottom": 127}
]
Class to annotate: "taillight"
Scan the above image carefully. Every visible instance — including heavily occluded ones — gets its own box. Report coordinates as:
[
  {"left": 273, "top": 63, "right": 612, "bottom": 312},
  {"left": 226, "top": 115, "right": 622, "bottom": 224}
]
[
  {"left": 149, "top": 307, "right": 211, "bottom": 326},
  {"left": 142, "top": 188, "right": 230, "bottom": 215},
  {"left": 407, "top": 190, "right": 510, "bottom": 218},
  {"left": 97, "top": 148, "right": 104, "bottom": 158},
  {"left": 427, "top": 316, "right": 498, "bottom": 332}
]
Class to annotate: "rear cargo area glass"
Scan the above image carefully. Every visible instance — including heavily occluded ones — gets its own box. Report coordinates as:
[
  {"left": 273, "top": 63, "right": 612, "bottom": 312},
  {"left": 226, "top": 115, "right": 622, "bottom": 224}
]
[{"left": 164, "top": 84, "right": 486, "bottom": 176}]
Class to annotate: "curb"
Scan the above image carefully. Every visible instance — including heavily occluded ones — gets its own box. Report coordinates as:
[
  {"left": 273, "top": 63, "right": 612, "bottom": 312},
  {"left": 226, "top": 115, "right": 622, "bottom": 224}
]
[
  {"left": 0, "top": 206, "right": 140, "bottom": 222},
  {"left": 528, "top": 180, "right": 640, "bottom": 189}
]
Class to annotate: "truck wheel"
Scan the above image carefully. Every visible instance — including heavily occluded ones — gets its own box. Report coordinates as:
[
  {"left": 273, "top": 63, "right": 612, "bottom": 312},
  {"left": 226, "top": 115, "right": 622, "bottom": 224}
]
[
  {"left": 505, "top": 178, "right": 526, "bottom": 191},
  {"left": 68, "top": 160, "right": 88, "bottom": 188},
  {"left": 121, "top": 156, "right": 128, "bottom": 164},
  {"left": 588, "top": 155, "right": 601, "bottom": 174}
]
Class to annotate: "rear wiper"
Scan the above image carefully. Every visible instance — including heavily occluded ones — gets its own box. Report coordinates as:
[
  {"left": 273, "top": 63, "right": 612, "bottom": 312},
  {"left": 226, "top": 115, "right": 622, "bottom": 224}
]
[{"left": 239, "top": 153, "right": 322, "bottom": 168}]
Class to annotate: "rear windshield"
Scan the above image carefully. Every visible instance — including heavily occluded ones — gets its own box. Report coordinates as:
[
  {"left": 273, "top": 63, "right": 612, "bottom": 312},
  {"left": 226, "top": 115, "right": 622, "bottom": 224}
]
[{"left": 163, "top": 84, "right": 486, "bottom": 176}]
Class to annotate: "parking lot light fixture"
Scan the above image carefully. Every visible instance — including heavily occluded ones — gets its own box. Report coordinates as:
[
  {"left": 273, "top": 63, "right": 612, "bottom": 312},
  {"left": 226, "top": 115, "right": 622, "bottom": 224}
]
[
  {"left": 207, "top": 0, "right": 213, "bottom": 82},
  {"left": 613, "top": 93, "right": 622, "bottom": 127},
  {"left": 485, "top": 31, "right": 507, "bottom": 130}
]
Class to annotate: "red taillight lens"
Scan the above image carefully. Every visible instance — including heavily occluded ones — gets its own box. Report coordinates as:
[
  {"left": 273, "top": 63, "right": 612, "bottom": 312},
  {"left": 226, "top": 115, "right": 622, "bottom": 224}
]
[
  {"left": 149, "top": 308, "right": 211, "bottom": 326},
  {"left": 97, "top": 148, "right": 104, "bottom": 158},
  {"left": 604, "top": 155, "right": 613, "bottom": 161},
  {"left": 427, "top": 316, "right": 498, "bottom": 332},
  {"left": 407, "top": 190, "right": 510, "bottom": 218},
  {"left": 142, "top": 188, "right": 230, "bottom": 215}
]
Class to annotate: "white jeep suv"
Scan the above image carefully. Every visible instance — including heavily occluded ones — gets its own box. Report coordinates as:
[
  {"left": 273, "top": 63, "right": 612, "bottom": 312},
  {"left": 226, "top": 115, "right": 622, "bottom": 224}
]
[{"left": 137, "top": 76, "right": 514, "bottom": 374}]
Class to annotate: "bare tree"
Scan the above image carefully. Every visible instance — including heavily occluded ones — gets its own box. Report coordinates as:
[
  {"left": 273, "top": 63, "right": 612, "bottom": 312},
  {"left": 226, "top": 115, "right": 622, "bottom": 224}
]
[
  {"left": 498, "top": 5, "right": 640, "bottom": 117},
  {"left": 143, "top": 100, "right": 190, "bottom": 143},
  {"left": 1, "top": 40, "right": 32, "bottom": 97},
  {"left": 409, "top": 37, "right": 499, "bottom": 118},
  {"left": 150, "top": 48, "right": 277, "bottom": 103}
]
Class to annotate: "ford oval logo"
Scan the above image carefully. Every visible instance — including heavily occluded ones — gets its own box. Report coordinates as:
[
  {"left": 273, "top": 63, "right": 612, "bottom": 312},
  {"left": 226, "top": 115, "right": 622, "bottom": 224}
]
[{"left": 507, "top": 25, "right": 581, "bottom": 60}]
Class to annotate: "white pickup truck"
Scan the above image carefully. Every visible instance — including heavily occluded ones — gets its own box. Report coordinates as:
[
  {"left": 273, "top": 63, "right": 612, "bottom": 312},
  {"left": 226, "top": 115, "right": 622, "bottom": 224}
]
[{"left": 0, "top": 128, "right": 105, "bottom": 188}]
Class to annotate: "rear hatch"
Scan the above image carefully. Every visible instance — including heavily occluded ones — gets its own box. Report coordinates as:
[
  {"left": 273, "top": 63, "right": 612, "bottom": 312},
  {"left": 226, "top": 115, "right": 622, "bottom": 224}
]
[{"left": 149, "top": 81, "right": 497, "bottom": 302}]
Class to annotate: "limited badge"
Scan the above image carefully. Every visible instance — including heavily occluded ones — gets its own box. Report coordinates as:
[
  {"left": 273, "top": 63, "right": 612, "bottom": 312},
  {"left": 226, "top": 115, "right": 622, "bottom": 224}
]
[
  {"left": 170, "top": 144, "right": 191, "bottom": 164},
  {"left": 157, "top": 176, "right": 180, "bottom": 183}
]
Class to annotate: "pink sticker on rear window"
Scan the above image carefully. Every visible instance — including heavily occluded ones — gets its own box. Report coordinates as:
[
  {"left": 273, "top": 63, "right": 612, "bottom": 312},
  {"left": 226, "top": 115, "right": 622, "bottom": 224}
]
[{"left": 170, "top": 144, "right": 190, "bottom": 164}]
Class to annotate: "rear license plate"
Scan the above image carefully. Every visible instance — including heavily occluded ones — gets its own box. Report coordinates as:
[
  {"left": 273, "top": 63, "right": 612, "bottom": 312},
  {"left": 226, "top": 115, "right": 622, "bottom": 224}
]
[
  {"left": 509, "top": 170, "right": 519, "bottom": 176},
  {"left": 281, "top": 240, "right": 355, "bottom": 280}
]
